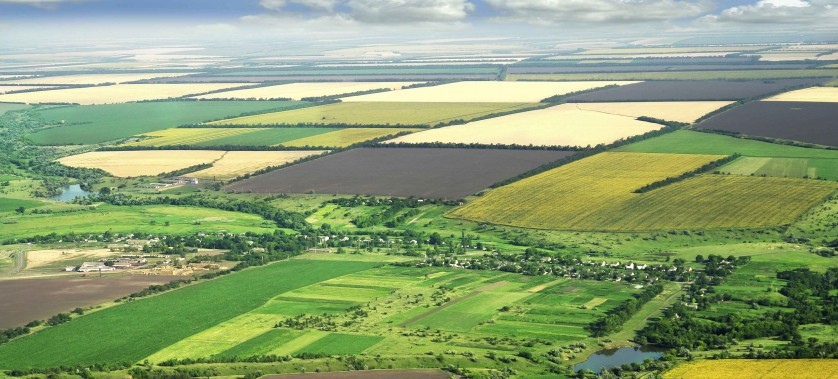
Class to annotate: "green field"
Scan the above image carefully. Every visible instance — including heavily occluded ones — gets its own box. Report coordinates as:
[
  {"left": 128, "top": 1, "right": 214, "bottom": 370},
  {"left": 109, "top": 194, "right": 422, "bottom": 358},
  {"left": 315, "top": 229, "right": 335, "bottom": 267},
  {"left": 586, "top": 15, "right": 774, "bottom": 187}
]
[
  {"left": 0, "top": 197, "right": 44, "bottom": 213},
  {"left": 0, "top": 259, "right": 378, "bottom": 369},
  {"left": 294, "top": 333, "right": 384, "bottom": 355},
  {"left": 719, "top": 157, "right": 838, "bottom": 180},
  {"left": 126, "top": 127, "right": 338, "bottom": 147},
  {"left": 197, "top": 127, "right": 337, "bottom": 146},
  {"left": 0, "top": 102, "right": 28, "bottom": 116},
  {"left": 209, "top": 102, "right": 539, "bottom": 127},
  {"left": 217, "top": 328, "right": 305, "bottom": 358},
  {"left": 508, "top": 69, "right": 838, "bottom": 81},
  {"left": 28, "top": 101, "right": 311, "bottom": 145},
  {"left": 616, "top": 130, "right": 838, "bottom": 159},
  {"left": 282, "top": 128, "right": 419, "bottom": 147}
]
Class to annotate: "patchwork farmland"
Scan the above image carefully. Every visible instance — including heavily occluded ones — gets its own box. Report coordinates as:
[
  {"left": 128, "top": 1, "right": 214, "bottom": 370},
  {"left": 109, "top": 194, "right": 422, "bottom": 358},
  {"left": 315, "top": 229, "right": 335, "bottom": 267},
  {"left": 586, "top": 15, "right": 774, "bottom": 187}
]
[
  {"left": 226, "top": 148, "right": 573, "bottom": 199},
  {"left": 192, "top": 82, "right": 419, "bottom": 100},
  {"left": 0, "top": 73, "right": 190, "bottom": 85},
  {"left": 0, "top": 83, "right": 251, "bottom": 105},
  {"left": 565, "top": 79, "right": 829, "bottom": 101},
  {"left": 763, "top": 86, "right": 838, "bottom": 102},
  {"left": 59, "top": 150, "right": 225, "bottom": 177},
  {"left": 572, "top": 101, "right": 734, "bottom": 123},
  {"left": 188, "top": 151, "right": 327, "bottom": 180},
  {"left": 340, "top": 81, "right": 639, "bottom": 102}
]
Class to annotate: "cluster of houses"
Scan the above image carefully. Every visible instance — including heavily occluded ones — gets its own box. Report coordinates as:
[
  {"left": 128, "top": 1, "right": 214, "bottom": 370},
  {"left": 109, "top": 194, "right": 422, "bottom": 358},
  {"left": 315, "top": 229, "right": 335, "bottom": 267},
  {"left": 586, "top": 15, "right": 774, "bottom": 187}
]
[
  {"left": 66, "top": 257, "right": 152, "bottom": 273},
  {"left": 137, "top": 177, "right": 199, "bottom": 190}
]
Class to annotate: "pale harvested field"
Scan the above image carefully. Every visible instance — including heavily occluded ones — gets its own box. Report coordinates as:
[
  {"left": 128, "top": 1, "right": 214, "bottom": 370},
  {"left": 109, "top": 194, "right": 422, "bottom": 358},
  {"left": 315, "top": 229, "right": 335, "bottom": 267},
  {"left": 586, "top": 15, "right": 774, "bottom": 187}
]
[
  {"left": 548, "top": 52, "right": 742, "bottom": 60},
  {"left": 763, "top": 87, "right": 838, "bottom": 103},
  {"left": 2, "top": 73, "right": 190, "bottom": 85},
  {"left": 579, "top": 46, "right": 761, "bottom": 55},
  {"left": 341, "top": 81, "right": 639, "bottom": 103},
  {"left": 125, "top": 128, "right": 264, "bottom": 147},
  {"left": 386, "top": 103, "right": 661, "bottom": 147},
  {"left": 0, "top": 85, "right": 52, "bottom": 94},
  {"left": 0, "top": 83, "right": 249, "bottom": 105},
  {"left": 663, "top": 359, "right": 838, "bottom": 379},
  {"left": 193, "top": 82, "right": 419, "bottom": 100},
  {"left": 189, "top": 151, "right": 327, "bottom": 180},
  {"left": 25, "top": 248, "right": 116, "bottom": 270},
  {"left": 573, "top": 101, "right": 734, "bottom": 123},
  {"left": 59, "top": 150, "right": 225, "bottom": 177}
]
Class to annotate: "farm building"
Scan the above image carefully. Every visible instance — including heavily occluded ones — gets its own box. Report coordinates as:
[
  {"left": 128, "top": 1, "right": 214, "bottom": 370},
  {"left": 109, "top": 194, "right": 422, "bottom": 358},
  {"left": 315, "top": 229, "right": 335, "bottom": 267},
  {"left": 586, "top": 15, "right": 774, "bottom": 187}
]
[{"left": 77, "top": 262, "right": 115, "bottom": 273}]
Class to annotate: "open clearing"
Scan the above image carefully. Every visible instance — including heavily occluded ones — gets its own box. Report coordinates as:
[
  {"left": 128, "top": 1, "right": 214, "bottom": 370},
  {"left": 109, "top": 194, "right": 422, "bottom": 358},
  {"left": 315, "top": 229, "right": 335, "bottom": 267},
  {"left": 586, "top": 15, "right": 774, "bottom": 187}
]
[
  {"left": 341, "top": 80, "right": 638, "bottom": 102},
  {"left": 697, "top": 101, "right": 838, "bottom": 147},
  {"left": 386, "top": 103, "right": 662, "bottom": 147},
  {"left": 59, "top": 150, "right": 225, "bottom": 177},
  {"left": 282, "top": 128, "right": 419, "bottom": 147},
  {"left": 210, "top": 102, "right": 538, "bottom": 126},
  {"left": 226, "top": 148, "right": 573, "bottom": 199},
  {"left": 193, "top": 82, "right": 419, "bottom": 100},
  {"left": 0, "top": 276, "right": 181, "bottom": 328},
  {"left": 763, "top": 86, "right": 838, "bottom": 102},
  {"left": 0, "top": 73, "right": 190, "bottom": 85},
  {"left": 29, "top": 101, "right": 308, "bottom": 145},
  {"left": 188, "top": 151, "right": 327, "bottom": 180},
  {"left": 573, "top": 101, "right": 734, "bottom": 123},
  {"left": 125, "top": 127, "right": 337, "bottom": 147},
  {"left": 565, "top": 79, "right": 828, "bottom": 101},
  {"left": 450, "top": 152, "right": 836, "bottom": 231},
  {"left": 0, "top": 83, "right": 250, "bottom": 105},
  {"left": 663, "top": 359, "right": 838, "bottom": 379}
]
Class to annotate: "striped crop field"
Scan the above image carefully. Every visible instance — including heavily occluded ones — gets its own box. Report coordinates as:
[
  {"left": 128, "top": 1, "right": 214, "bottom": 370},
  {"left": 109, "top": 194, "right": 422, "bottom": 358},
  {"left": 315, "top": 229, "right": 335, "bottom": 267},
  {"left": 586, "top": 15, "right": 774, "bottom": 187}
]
[
  {"left": 125, "top": 128, "right": 263, "bottom": 147},
  {"left": 450, "top": 152, "right": 836, "bottom": 231},
  {"left": 663, "top": 359, "right": 838, "bottom": 379}
]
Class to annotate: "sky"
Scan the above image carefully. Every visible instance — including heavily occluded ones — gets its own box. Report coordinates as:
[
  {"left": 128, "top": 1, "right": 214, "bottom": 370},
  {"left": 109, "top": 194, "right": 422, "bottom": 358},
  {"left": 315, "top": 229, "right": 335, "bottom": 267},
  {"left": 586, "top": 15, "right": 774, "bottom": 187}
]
[{"left": 0, "top": 0, "right": 835, "bottom": 43}]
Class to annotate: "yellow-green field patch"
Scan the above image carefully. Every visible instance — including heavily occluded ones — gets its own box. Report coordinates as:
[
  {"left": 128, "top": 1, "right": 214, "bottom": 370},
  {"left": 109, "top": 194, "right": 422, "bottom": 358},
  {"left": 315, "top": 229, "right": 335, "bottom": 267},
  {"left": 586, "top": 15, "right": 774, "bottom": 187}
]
[{"left": 282, "top": 128, "right": 418, "bottom": 147}]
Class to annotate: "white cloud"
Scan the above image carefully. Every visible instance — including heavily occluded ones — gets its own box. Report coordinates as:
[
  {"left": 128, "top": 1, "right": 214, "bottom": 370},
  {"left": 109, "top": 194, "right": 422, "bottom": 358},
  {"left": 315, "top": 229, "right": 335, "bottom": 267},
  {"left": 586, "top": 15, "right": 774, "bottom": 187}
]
[
  {"left": 0, "top": 0, "right": 84, "bottom": 8},
  {"left": 484, "top": 0, "right": 714, "bottom": 25},
  {"left": 703, "top": 0, "right": 837, "bottom": 25},
  {"left": 251, "top": 0, "right": 475, "bottom": 24}
]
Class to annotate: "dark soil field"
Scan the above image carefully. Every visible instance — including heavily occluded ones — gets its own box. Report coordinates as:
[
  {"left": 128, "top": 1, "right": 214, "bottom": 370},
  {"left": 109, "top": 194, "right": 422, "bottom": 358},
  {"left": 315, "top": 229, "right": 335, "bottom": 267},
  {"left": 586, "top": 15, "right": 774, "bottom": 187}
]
[
  {"left": 508, "top": 63, "right": 815, "bottom": 74},
  {"left": 0, "top": 275, "right": 181, "bottom": 328},
  {"left": 226, "top": 148, "right": 573, "bottom": 199},
  {"left": 566, "top": 78, "right": 828, "bottom": 101},
  {"left": 696, "top": 101, "right": 838, "bottom": 147},
  {"left": 263, "top": 370, "right": 450, "bottom": 379},
  {"left": 150, "top": 74, "right": 498, "bottom": 83}
]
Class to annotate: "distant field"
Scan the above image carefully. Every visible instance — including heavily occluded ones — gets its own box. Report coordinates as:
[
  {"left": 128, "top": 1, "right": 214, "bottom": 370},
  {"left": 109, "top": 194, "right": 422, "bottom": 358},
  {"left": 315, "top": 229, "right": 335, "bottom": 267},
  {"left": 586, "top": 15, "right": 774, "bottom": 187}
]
[
  {"left": 566, "top": 79, "right": 828, "bottom": 101},
  {"left": 615, "top": 130, "right": 838, "bottom": 159},
  {"left": 0, "top": 102, "right": 28, "bottom": 115},
  {"left": 763, "top": 86, "right": 838, "bottom": 102},
  {"left": 125, "top": 128, "right": 264, "bottom": 147},
  {"left": 720, "top": 156, "right": 838, "bottom": 180},
  {"left": 226, "top": 148, "right": 573, "bottom": 199},
  {"left": 697, "top": 101, "right": 838, "bottom": 147},
  {"left": 210, "top": 102, "right": 539, "bottom": 126},
  {"left": 59, "top": 150, "right": 224, "bottom": 177},
  {"left": 577, "top": 46, "right": 765, "bottom": 55},
  {"left": 294, "top": 333, "right": 383, "bottom": 355},
  {"left": 28, "top": 101, "right": 307, "bottom": 145},
  {"left": 573, "top": 101, "right": 734, "bottom": 123},
  {"left": 0, "top": 83, "right": 250, "bottom": 105},
  {"left": 0, "top": 86, "right": 52, "bottom": 94},
  {"left": 340, "top": 81, "right": 638, "bottom": 102},
  {"left": 193, "top": 82, "right": 418, "bottom": 100},
  {"left": 282, "top": 128, "right": 419, "bottom": 147},
  {"left": 0, "top": 73, "right": 189, "bottom": 85},
  {"left": 663, "top": 359, "right": 838, "bottom": 379},
  {"left": 386, "top": 104, "right": 661, "bottom": 147},
  {"left": 508, "top": 69, "right": 838, "bottom": 81},
  {"left": 188, "top": 151, "right": 327, "bottom": 180}
]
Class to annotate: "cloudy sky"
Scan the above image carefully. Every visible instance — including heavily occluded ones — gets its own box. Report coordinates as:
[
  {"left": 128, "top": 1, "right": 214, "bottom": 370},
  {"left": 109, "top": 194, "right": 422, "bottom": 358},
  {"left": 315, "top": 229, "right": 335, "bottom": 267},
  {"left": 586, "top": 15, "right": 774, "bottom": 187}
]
[{"left": 0, "top": 0, "right": 835, "bottom": 42}]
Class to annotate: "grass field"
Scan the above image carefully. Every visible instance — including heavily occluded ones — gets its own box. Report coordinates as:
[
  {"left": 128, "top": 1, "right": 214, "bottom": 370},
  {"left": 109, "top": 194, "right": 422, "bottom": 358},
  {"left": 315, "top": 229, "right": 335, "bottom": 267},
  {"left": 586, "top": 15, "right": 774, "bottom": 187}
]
[
  {"left": 451, "top": 152, "right": 836, "bottom": 231},
  {"left": 763, "top": 86, "right": 838, "bottom": 102},
  {"left": 0, "top": 259, "right": 378, "bottom": 369},
  {"left": 29, "top": 101, "right": 307, "bottom": 145},
  {"left": 663, "top": 359, "right": 838, "bottom": 379},
  {"left": 0, "top": 197, "right": 44, "bottom": 212},
  {"left": 577, "top": 46, "right": 764, "bottom": 55},
  {"left": 341, "top": 81, "right": 638, "bottom": 102},
  {"left": 1, "top": 73, "right": 189, "bottom": 85},
  {"left": 386, "top": 104, "right": 661, "bottom": 147},
  {"left": 0, "top": 83, "right": 250, "bottom": 105},
  {"left": 283, "top": 128, "right": 419, "bottom": 147},
  {"left": 572, "top": 101, "right": 734, "bottom": 123},
  {"left": 209, "top": 102, "right": 540, "bottom": 127},
  {"left": 59, "top": 150, "right": 225, "bottom": 177},
  {"left": 508, "top": 69, "right": 838, "bottom": 81},
  {"left": 719, "top": 156, "right": 838, "bottom": 180},
  {"left": 615, "top": 130, "right": 838, "bottom": 159},
  {"left": 294, "top": 333, "right": 383, "bottom": 355},
  {"left": 125, "top": 128, "right": 265, "bottom": 147},
  {"left": 188, "top": 151, "right": 327, "bottom": 180},
  {"left": 0, "top": 103, "right": 28, "bottom": 115},
  {"left": 193, "top": 82, "right": 419, "bottom": 100}
]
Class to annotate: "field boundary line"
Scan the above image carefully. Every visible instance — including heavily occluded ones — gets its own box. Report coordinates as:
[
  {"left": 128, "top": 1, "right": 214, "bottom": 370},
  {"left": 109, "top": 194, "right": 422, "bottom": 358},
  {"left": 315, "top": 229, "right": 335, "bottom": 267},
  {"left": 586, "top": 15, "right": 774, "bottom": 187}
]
[{"left": 400, "top": 291, "right": 480, "bottom": 327}]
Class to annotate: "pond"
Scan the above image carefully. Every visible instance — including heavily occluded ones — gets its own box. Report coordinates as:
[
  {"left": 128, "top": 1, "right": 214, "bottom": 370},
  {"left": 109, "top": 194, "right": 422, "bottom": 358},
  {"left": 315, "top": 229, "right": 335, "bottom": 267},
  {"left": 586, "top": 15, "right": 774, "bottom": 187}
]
[
  {"left": 48, "top": 184, "right": 97, "bottom": 202},
  {"left": 574, "top": 346, "right": 665, "bottom": 373}
]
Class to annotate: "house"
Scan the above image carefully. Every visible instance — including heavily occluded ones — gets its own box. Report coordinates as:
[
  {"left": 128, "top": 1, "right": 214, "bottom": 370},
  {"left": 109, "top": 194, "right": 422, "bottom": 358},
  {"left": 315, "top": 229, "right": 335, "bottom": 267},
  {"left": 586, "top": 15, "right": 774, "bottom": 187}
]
[{"left": 77, "top": 262, "right": 115, "bottom": 273}]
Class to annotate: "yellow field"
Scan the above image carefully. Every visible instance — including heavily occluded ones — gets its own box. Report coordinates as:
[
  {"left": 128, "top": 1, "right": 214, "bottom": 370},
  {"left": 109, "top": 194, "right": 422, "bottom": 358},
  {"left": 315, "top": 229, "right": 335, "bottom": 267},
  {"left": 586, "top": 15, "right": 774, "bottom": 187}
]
[
  {"left": 193, "top": 82, "right": 419, "bottom": 100},
  {"left": 573, "top": 101, "right": 734, "bottom": 123},
  {"left": 450, "top": 152, "right": 835, "bottom": 231},
  {"left": 763, "top": 87, "right": 838, "bottom": 103},
  {"left": 0, "top": 83, "right": 249, "bottom": 105},
  {"left": 283, "top": 128, "right": 419, "bottom": 148},
  {"left": 58, "top": 150, "right": 225, "bottom": 177},
  {"left": 188, "top": 151, "right": 327, "bottom": 180},
  {"left": 0, "top": 85, "right": 52, "bottom": 94},
  {"left": 125, "top": 128, "right": 263, "bottom": 147},
  {"left": 386, "top": 104, "right": 662, "bottom": 147},
  {"left": 664, "top": 359, "right": 838, "bottom": 379},
  {"left": 0, "top": 73, "right": 190, "bottom": 85},
  {"left": 341, "top": 81, "right": 639, "bottom": 103}
]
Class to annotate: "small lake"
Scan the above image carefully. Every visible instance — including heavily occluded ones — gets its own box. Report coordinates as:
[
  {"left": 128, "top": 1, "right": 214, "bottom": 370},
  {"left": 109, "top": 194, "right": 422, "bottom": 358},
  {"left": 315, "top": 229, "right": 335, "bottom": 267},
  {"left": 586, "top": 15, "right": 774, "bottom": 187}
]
[
  {"left": 49, "top": 184, "right": 97, "bottom": 202},
  {"left": 574, "top": 346, "right": 665, "bottom": 373}
]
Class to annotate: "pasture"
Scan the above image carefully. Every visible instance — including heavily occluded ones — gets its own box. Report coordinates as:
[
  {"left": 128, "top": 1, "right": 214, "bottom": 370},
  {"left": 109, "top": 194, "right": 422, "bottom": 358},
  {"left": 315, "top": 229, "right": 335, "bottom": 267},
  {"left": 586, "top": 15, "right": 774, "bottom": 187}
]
[
  {"left": 0, "top": 197, "right": 43, "bottom": 212},
  {"left": 697, "top": 101, "right": 838, "bottom": 147},
  {"left": 188, "top": 151, "right": 327, "bottom": 180},
  {"left": 508, "top": 69, "right": 838, "bottom": 81},
  {"left": 615, "top": 130, "right": 838, "bottom": 159},
  {"left": 719, "top": 157, "right": 838, "bottom": 180},
  {"left": 58, "top": 150, "right": 225, "bottom": 177},
  {"left": 663, "top": 359, "right": 838, "bottom": 379},
  {"left": 565, "top": 79, "right": 828, "bottom": 101},
  {"left": 29, "top": 101, "right": 307, "bottom": 145},
  {"left": 573, "top": 101, "right": 734, "bottom": 123},
  {"left": 763, "top": 86, "right": 838, "bottom": 102},
  {"left": 385, "top": 104, "right": 662, "bottom": 147},
  {"left": 282, "top": 128, "right": 419, "bottom": 147},
  {"left": 209, "top": 102, "right": 540, "bottom": 127},
  {"left": 226, "top": 148, "right": 573, "bottom": 199},
  {"left": 0, "top": 83, "right": 251, "bottom": 105},
  {"left": 0, "top": 73, "right": 189, "bottom": 85},
  {"left": 340, "top": 81, "right": 638, "bottom": 103},
  {"left": 193, "top": 82, "right": 419, "bottom": 100},
  {"left": 0, "top": 103, "right": 28, "bottom": 115}
]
